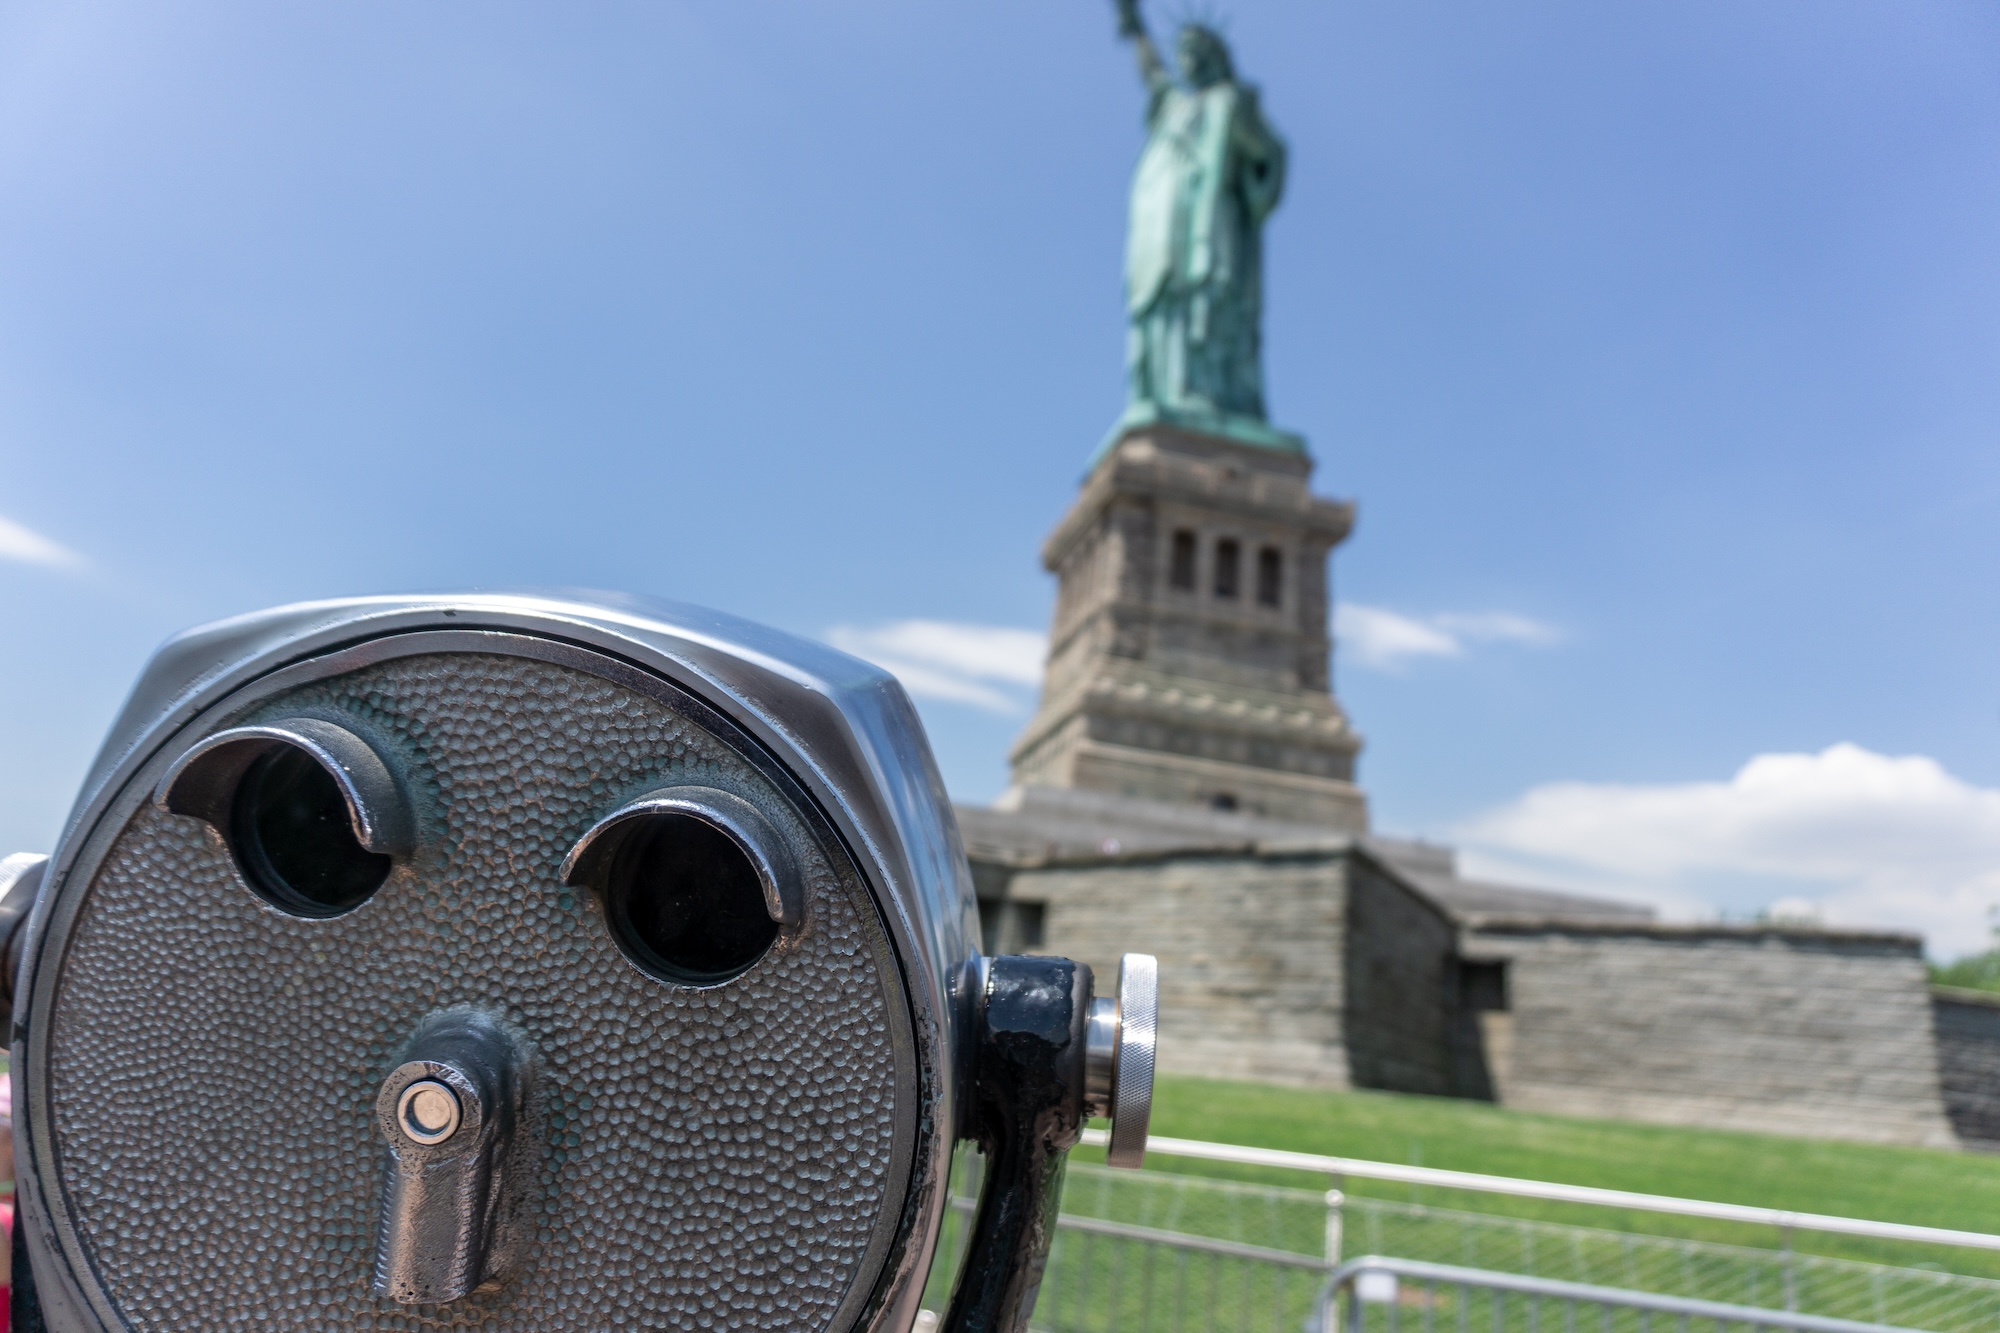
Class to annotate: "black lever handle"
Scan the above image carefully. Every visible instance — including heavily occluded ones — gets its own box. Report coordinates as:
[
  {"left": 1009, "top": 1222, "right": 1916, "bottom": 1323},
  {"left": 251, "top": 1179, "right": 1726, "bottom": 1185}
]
[{"left": 943, "top": 956, "right": 1091, "bottom": 1333}]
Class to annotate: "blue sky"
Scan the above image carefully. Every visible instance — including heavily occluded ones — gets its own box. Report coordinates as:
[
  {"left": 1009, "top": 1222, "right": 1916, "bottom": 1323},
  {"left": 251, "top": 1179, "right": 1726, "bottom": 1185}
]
[{"left": 5, "top": 2, "right": 2000, "bottom": 951}]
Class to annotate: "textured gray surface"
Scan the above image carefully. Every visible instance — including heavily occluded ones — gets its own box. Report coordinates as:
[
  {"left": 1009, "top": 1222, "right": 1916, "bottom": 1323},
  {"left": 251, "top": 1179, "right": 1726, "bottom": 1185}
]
[
  {"left": 1341, "top": 853, "right": 1457, "bottom": 1096},
  {"left": 1465, "top": 925, "right": 1955, "bottom": 1147},
  {"left": 977, "top": 832, "right": 1960, "bottom": 1146},
  {"left": 956, "top": 785, "right": 1352, "bottom": 864},
  {"left": 1367, "top": 836, "right": 1653, "bottom": 922},
  {"left": 1005, "top": 851, "right": 1356, "bottom": 1088},
  {"left": 956, "top": 790, "right": 1646, "bottom": 926},
  {"left": 42, "top": 652, "right": 911, "bottom": 1330},
  {"left": 1931, "top": 988, "right": 2000, "bottom": 1149},
  {"left": 1007, "top": 426, "right": 1366, "bottom": 829},
  {"left": 975, "top": 843, "right": 1634, "bottom": 1094}
]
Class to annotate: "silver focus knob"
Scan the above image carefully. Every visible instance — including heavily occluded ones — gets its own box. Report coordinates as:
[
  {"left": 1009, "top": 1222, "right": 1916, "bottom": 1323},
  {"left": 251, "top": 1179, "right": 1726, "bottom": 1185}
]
[
  {"left": 396, "top": 1079, "right": 463, "bottom": 1146},
  {"left": 1082, "top": 952, "right": 1158, "bottom": 1169}
]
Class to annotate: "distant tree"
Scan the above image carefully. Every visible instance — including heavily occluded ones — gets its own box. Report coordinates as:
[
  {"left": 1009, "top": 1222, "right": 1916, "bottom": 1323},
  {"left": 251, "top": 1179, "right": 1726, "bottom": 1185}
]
[{"left": 1932, "top": 921, "right": 2000, "bottom": 993}]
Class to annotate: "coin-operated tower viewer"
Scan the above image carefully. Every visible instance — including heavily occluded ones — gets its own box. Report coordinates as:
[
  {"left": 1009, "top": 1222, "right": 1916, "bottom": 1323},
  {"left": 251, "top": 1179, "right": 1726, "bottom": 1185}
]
[{"left": 0, "top": 592, "right": 1157, "bottom": 1333}]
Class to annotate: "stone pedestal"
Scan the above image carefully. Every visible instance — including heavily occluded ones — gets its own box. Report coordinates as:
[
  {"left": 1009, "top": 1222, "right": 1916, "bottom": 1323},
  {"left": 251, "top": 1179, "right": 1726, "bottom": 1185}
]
[{"left": 1009, "top": 422, "right": 1367, "bottom": 830}]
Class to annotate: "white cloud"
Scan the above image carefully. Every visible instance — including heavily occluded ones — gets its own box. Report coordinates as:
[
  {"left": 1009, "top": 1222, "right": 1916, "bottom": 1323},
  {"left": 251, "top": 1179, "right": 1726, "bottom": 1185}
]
[
  {"left": 832, "top": 605, "right": 1555, "bottom": 703},
  {"left": 0, "top": 515, "right": 81, "bottom": 569},
  {"left": 1433, "top": 611, "right": 1560, "bottom": 645},
  {"left": 1336, "top": 604, "right": 1459, "bottom": 667},
  {"left": 1765, "top": 897, "right": 1825, "bottom": 926},
  {"left": 1457, "top": 743, "right": 2000, "bottom": 957},
  {"left": 825, "top": 620, "right": 1046, "bottom": 714},
  {"left": 1335, "top": 602, "right": 1558, "bottom": 671}
]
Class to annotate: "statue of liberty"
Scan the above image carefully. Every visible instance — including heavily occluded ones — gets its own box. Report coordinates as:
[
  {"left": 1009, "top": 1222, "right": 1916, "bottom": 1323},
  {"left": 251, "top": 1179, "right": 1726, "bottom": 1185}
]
[{"left": 1102, "top": 0, "right": 1301, "bottom": 458}]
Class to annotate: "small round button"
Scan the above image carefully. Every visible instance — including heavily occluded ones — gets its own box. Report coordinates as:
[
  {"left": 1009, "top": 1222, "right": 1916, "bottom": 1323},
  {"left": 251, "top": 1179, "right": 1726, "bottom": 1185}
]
[{"left": 397, "top": 1080, "right": 462, "bottom": 1145}]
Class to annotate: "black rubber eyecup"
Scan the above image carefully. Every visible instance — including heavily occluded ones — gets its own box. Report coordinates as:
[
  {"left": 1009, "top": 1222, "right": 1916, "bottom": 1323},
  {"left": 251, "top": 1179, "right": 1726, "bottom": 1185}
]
[
  {"left": 230, "top": 744, "right": 392, "bottom": 918},
  {"left": 600, "top": 813, "right": 777, "bottom": 986}
]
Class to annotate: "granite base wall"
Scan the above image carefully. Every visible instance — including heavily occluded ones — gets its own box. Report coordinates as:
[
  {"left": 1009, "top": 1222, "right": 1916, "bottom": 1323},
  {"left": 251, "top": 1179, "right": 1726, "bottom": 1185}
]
[
  {"left": 1465, "top": 925, "right": 1956, "bottom": 1148},
  {"left": 977, "top": 847, "right": 1464, "bottom": 1095},
  {"left": 994, "top": 851, "right": 1356, "bottom": 1087},
  {"left": 1343, "top": 853, "right": 1457, "bottom": 1096},
  {"left": 969, "top": 843, "right": 1963, "bottom": 1150},
  {"left": 1933, "top": 987, "right": 2000, "bottom": 1149}
]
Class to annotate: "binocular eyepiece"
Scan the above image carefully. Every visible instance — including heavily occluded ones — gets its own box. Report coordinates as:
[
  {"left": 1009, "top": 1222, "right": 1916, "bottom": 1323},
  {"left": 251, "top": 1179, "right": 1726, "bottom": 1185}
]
[{"left": 0, "top": 593, "right": 1156, "bottom": 1333}]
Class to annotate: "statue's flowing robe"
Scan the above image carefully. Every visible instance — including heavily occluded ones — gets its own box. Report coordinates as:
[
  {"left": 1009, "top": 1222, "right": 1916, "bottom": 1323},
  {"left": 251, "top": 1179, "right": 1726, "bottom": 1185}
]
[{"left": 1124, "top": 79, "right": 1286, "bottom": 422}]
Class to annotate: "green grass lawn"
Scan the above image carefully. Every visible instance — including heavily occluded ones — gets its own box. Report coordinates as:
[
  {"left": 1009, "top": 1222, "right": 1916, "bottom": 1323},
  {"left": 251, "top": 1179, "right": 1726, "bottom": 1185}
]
[{"left": 1071, "top": 1074, "right": 2000, "bottom": 1276}]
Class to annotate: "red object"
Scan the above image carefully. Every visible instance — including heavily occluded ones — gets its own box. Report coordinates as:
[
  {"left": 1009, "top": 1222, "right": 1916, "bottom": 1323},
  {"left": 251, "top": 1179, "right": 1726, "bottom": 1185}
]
[{"left": 1, "top": 1195, "right": 14, "bottom": 1324}]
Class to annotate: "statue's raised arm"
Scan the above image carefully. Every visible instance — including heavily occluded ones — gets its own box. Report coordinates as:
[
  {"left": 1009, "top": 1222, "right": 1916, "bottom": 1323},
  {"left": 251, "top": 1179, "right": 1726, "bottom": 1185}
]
[{"left": 1113, "top": 0, "right": 1172, "bottom": 99}]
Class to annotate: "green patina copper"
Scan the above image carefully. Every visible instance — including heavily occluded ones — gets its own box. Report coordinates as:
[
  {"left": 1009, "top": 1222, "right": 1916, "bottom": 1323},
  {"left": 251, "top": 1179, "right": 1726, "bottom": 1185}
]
[{"left": 1095, "top": 0, "right": 1305, "bottom": 466}]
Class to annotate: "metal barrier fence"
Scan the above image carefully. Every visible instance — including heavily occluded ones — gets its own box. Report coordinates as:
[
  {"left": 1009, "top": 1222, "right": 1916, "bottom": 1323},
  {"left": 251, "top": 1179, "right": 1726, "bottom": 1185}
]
[
  {"left": 1334, "top": 1198, "right": 2000, "bottom": 1333},
  {"left": 919, "top": 1137, "right": 2000, "bottom": 1333},
  {"left": 922, "top": 1170, "right": 1329, "bottom": 1333},
  {"left": 1102, "top": 1132, "right": 2000, "bottom": 1256},
  {"left": 1053, "top": 1164, "right": 2000, "bottom": 1332},
  {"left": 1317, "top": 1257, "right": 1923, "bottom": 1333}
]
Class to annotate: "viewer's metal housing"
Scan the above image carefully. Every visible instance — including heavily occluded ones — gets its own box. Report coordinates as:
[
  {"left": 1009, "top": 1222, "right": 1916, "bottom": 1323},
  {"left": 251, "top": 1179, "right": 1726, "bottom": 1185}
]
[{"left": 11, "top": 591, "right": 981, "bottom": 1333}]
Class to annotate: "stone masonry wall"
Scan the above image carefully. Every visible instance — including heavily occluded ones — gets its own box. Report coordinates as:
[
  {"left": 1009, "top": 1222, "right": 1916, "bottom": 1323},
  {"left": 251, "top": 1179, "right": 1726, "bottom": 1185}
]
[
  {"left": 1467, "top": 925, "right": 1956, "bottom": 1148},
  {"left": 998, "top": 851, "right": 1355, "bottom": 1087},
  {"left": 1343, "top": 852, "right": 1457, "bottom": 1097},
  {"left": 1932, "top": 987, "right": 2000, "bottom": 1149}
]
